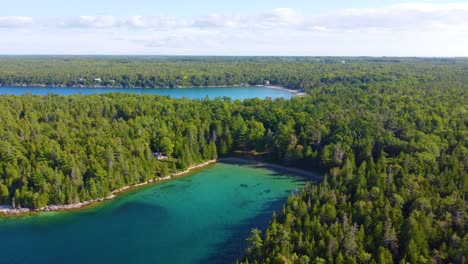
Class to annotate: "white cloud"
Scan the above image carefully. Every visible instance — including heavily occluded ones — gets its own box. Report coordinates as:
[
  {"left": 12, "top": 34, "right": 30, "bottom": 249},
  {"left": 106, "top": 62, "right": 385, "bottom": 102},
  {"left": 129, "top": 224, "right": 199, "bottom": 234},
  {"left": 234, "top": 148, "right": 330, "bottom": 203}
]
[
  {"left": 67, "top": 16, "right": 121, "bottom": 28},
  {"left": 1, "top": 4, "right": 468, "bottom": 56},
  {"left": 46, "top": 4, "right": 468, "bottom": 33},
  {"left": 304, "top": 3, "right": 468, "bottom": 32},
  {"left": 257, "top": 8, "right": 301, "bottom": 28},
  {"left": 191, "top": 4, "right": 468, "bottom": 33},
  {"left": 193, "top": 8, "right": 300, "bottom": 30},
  {"left": 60, "top": 10, "right": 300, "bottom": 31},
  {"left": 193, "top": 14, "right": 242, "bottom": 29},
  {"left": 125, "top": 16, "right": 189, "bottom": 29},
  {"left": 62, "top": 15, "right": 189, "bottom": 30},
  {"left": 0, "top": 16, "right": 34, "bottom": 27}
]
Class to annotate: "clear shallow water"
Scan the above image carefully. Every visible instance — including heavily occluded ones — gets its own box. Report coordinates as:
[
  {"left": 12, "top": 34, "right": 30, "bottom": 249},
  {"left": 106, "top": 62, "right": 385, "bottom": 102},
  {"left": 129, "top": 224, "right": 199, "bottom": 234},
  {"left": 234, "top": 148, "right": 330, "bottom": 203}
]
[
  {"left": 0, "top": 86, "right": 294, "bottom": 100},
  {"left": 0, "top": 162, "right": 307, "bottom": 264}
]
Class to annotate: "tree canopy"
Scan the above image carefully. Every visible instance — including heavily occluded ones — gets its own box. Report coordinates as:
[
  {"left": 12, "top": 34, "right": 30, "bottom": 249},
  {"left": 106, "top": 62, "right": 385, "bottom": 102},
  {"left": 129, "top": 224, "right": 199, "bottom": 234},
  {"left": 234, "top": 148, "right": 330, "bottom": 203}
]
[{"left": 0, "top": 56, "right": 466, "bottom": 263}]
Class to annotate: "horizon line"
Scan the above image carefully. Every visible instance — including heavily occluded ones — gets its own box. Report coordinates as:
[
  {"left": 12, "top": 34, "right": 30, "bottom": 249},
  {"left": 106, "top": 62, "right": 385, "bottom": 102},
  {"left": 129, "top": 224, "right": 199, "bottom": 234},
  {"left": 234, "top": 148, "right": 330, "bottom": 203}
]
[{"left": 0, "top": 54, "right": 467, "bottom": 58}]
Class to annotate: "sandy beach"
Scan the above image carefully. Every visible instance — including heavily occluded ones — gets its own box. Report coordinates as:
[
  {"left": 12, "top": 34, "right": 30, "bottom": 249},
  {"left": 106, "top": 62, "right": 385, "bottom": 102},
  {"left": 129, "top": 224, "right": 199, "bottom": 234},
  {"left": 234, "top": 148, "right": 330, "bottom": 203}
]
[{"left": 256, "top": 85, "right": 307, "bottom": 97}]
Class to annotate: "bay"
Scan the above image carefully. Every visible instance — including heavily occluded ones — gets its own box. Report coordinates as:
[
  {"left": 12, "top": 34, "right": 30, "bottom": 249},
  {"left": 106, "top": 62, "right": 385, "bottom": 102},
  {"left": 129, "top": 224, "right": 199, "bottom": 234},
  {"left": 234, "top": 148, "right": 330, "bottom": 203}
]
[
  {"left": 0, "top": 162, "right": 308, "bottom": 264},
  {"left": 0, "top": 86, "right": 294, "bottom": 100}
]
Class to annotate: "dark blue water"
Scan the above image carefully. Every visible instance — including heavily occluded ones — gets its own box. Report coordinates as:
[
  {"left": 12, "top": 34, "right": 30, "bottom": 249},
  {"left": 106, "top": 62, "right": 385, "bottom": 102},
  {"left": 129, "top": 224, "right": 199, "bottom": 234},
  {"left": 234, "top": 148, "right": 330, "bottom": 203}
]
[{"left": 0, "top": 86, "right": 294, "bottom": 100}]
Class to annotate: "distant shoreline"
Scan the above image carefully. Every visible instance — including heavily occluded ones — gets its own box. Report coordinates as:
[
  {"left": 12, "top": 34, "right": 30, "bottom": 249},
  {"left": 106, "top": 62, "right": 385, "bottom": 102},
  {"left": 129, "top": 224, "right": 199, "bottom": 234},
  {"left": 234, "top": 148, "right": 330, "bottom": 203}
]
[
  {"left": 255, "top": 85, "right": 307, "bottom": 97},
  {"left": 0, "top": 84, "right": 304, "bottom": 97},
  {"left": 0, "top": 158, "right": 321, "bottom": 217}
]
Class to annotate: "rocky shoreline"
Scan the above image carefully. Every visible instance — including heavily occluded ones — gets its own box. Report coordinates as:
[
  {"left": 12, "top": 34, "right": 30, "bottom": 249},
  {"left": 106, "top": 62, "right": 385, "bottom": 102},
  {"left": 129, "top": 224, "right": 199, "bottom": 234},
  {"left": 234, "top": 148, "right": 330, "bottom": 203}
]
[
  {"left": 0, "top": 159, "right": 217, "bottom": 216},
  {"left": 1, "top": 158, "right": 320, "bottom": 216}
]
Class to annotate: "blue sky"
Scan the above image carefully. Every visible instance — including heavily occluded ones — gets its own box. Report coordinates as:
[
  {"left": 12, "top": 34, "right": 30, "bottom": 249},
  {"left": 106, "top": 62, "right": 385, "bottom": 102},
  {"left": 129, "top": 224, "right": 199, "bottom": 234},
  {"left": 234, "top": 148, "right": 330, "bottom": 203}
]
[{"left": 1, "top": 0, "right": 467, "bottom": 56}]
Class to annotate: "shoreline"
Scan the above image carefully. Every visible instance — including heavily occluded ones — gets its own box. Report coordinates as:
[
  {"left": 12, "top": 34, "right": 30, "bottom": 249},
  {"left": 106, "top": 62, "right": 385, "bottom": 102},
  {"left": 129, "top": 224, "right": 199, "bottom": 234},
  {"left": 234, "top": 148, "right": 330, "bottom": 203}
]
[
  {"left": 0, "top": 158, "right": 321, "bottom": 216},
  {"left": 255, "top": 85, "right": 307, "bottom": 97},
  {"left": 0, "top": 84, "right": 304, "bottom": 97},
  {"left": 217, "top": 157, "right": 321, "bottom": 179},
  {"left": 0, "top": 159, "right": 217, "bottom": 216}
]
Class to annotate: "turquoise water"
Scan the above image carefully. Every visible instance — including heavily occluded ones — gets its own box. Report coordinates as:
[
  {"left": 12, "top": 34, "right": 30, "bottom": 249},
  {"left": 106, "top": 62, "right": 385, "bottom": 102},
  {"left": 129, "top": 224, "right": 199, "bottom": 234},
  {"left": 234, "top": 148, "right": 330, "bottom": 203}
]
[
  {"left": 0, "top": 86, "right": 294, "bottom": 100},
  {"left": 0, "top": 162, "right": 307, "bottom": 264}
]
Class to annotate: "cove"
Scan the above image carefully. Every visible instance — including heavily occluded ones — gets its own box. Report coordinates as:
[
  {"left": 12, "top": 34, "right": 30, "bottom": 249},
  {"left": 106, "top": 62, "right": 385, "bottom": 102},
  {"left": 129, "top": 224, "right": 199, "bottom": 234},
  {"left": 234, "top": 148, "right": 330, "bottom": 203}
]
[
  {"left": 0, "top": 86, "right": 295, "bottom": 100},
  {"left": 0, "top": 162, "right": 308, "bottom": 264}
]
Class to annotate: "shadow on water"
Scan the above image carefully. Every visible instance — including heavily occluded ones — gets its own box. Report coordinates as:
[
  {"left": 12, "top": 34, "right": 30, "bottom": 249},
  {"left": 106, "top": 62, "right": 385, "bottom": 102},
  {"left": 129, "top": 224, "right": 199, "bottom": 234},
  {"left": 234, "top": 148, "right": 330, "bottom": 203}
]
[
  {"left": 195, "top": 160, "right": 324, "bottom": 264},
  {"left": 217, "top": 160, "right": 322, "bottom": 183},
  {"left": 197, "top": 196, "right": 291, "bottom": 264},
  {"left": 111, "top": 200, "right": 168, "bottom": 220},
  {"left": 158, "top": 183, "right": 176, "bottom": 190}
]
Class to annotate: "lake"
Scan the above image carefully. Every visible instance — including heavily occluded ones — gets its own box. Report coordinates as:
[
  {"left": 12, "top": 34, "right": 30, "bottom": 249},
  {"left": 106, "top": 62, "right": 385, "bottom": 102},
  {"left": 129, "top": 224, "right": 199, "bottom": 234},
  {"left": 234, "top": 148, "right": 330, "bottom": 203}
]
[
  {"left": 0, "top": 86, "right": 295, "bottom": 100},
  {"left": 0, "top": 162, "right": 308, "bottom": 264}
]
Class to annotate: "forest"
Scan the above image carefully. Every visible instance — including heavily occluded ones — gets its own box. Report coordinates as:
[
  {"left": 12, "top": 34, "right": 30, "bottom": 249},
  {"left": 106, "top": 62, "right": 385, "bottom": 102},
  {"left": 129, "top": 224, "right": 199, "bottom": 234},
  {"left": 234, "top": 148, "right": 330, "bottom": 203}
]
[
  {"left": 0, "top": 57, "right": 466, "bottom": 263},
  {"left": 0, "top": 56, "right": 466, "bottom": 91}
]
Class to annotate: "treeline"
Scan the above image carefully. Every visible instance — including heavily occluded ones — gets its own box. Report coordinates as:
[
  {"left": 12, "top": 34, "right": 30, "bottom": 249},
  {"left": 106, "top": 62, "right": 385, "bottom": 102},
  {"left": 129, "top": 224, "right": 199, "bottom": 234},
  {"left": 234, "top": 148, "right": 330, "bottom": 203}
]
[
  {"left": 0, "top": 56, "right": 467, "bottom": 91},
  {"left": 0, "top": 94, "right": 220, "bottom": 208},
  {"left": 237, "top": 68, "right": 468, "bottom": 261},
  {"left": 0, "top": 57, "right": 466, "bottom": 262}
]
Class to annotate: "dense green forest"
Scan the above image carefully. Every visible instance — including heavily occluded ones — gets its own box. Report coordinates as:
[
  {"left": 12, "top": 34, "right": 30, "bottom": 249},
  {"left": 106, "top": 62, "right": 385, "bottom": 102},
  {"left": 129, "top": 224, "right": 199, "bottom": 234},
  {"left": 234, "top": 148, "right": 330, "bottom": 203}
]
[
  {"left": 0, "top": 56, "right": 467, "bottom": 91},
  {"left": 0, "top": 57, "right": 466, "bottom": 263}
]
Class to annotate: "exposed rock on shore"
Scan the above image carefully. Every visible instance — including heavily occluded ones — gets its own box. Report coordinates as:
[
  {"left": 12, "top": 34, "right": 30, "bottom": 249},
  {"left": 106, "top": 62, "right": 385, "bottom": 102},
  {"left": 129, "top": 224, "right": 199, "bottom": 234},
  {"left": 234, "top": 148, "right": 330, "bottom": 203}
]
[{"left": 1, "top": 159, "right": 217, "bottom": 216}]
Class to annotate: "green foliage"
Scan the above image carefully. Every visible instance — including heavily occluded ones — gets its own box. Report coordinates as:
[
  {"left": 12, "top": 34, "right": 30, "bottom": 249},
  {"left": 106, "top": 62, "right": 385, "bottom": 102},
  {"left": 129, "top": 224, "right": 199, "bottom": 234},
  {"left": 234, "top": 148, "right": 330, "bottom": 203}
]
[
  {"left": 236, "top": 58, "right": 467, "bottom": 263},
  {"left": 0, "top": 57, "right": 466, "bottom": 262},
  {"left": 0, "top": 184, "right": 9, "bottom": 204}
]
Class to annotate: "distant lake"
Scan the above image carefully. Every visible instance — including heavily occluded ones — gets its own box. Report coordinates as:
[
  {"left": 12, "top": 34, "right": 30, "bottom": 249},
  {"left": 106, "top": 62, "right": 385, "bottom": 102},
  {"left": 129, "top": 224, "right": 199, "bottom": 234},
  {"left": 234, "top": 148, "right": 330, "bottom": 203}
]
[
  {"left": 0, "top": 162, "right": 309, "bottom": 264},
  {"left": 0, "top": 86, "right": 295, "bottom": 100}
]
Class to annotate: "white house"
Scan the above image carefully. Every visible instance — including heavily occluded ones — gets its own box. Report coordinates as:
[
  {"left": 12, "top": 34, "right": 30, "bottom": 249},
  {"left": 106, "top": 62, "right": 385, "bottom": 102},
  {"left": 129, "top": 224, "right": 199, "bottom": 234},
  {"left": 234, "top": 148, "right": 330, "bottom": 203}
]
[{"left": 152, "top": 152, "right": 168, "bottom": 160}]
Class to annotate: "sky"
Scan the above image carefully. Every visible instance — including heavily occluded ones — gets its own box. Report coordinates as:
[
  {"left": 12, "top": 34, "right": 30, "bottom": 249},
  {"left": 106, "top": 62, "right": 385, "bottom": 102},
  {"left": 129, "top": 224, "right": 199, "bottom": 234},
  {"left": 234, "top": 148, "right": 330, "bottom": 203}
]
[{"left": 1, "top": 0, "right": 468, "bottom": 56}]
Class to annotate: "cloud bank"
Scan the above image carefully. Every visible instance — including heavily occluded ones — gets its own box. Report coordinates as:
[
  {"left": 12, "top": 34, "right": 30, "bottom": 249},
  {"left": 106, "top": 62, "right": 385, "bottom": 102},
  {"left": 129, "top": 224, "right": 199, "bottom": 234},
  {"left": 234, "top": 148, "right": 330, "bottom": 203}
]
[
  {"left": 0, "top": 16, "right": 34, "bottom": 27},
  {"left": 49, "top": 4, "right": 468, "bottom": 32},
  {"left": 0, "top": 3, "right": 467, "bottom": 56},
  {"left": 306, "top": 3, "right": 468, "bottom": 32}
]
